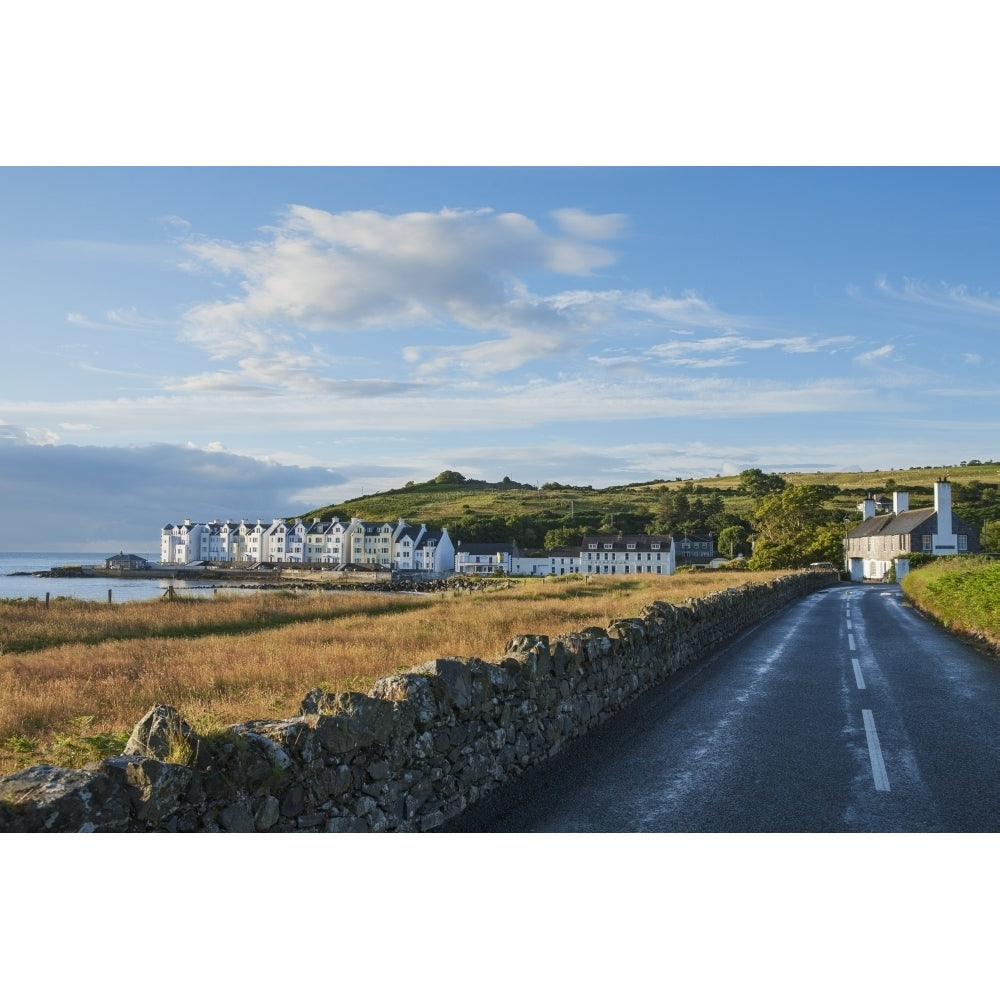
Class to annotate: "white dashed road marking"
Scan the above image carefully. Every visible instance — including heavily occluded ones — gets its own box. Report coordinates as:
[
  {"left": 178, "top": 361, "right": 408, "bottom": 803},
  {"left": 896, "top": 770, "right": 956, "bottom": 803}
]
[
  {"left": 852, "top": 657, "right": 865, "bottom": 690},
  {"left": 862, "top": 709, "right": 891, "bottom": 792}
]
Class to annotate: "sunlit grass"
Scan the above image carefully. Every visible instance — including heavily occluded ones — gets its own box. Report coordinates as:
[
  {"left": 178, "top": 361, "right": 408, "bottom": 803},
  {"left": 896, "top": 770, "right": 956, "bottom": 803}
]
[
  {"left": 0, "top": 570, "right": 787, "bottom": 774},
  {"left": 900, "top": 557, "right": 1000, "bottom": 651}
]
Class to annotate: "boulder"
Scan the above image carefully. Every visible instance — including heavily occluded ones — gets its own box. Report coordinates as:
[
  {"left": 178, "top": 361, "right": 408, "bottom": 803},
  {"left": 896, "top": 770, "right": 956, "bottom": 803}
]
[
  {"left": 124, "top": 705, "right": 199, "bottom": 763},
  {"left": 0, "top": 764, "right": 131, "bottom": 832}
]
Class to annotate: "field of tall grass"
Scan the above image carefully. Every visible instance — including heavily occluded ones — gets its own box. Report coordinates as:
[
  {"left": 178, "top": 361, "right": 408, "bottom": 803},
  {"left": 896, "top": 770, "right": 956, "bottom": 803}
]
[
  {"left": 900, "top": 557, "right": 1000, "bottom": 653},
  {"left": 0, "top": 571, "right": 787, "bottom": 775}
]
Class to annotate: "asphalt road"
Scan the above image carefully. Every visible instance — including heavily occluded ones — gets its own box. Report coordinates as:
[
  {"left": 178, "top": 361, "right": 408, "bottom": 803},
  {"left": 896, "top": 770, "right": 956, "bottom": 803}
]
[{"left": 446, "top": 583, "right": 1000, "bottom": 832}]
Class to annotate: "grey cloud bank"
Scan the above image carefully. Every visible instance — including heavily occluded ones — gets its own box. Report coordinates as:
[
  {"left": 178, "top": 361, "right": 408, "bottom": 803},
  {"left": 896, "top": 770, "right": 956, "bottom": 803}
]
[{"left": 0, "top": 439, "right": 345, "bottom": 552}]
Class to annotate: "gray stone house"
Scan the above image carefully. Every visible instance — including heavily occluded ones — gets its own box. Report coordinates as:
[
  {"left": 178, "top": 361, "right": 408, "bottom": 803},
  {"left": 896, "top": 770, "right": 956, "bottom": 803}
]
[{"left": 844, "top": 479, "right": 980, "bottom": 581}]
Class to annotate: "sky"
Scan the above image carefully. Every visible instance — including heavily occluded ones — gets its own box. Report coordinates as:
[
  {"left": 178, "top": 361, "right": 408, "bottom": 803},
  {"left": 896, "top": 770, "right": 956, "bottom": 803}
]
[{"left": 2, "top": 8, "right": 998, "bottom": 552}]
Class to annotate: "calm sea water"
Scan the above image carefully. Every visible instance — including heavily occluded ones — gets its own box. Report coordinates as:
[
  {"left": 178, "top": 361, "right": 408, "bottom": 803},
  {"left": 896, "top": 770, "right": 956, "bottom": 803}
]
[{"left": 0, "top": 552, "right": 221, "bottom": 603}]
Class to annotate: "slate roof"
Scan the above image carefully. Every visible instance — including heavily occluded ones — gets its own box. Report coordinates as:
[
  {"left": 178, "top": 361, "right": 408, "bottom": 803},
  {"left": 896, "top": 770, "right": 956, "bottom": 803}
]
[
  {"left": 581, "top": 534, "right": 671, "bottom": 552},
  {"left": 457, "top": 541, "right": 517, "bottom": 555},
  {"left": 846, "top": 507, "right": 978, "bottom": 539}
]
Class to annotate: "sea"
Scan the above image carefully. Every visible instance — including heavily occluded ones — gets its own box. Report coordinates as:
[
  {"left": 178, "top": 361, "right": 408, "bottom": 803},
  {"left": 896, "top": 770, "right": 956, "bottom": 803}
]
[{"left": 0, "top": 552, "right": 221, "bottom": 603}]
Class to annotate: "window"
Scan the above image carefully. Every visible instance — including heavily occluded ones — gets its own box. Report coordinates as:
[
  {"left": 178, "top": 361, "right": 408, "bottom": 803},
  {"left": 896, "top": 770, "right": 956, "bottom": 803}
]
[
  {"left": 922, "top": 534, "right": 932, "bottom": 552},
  {"left": 958, "top": 535, "right": 968, "bottom": 551}
]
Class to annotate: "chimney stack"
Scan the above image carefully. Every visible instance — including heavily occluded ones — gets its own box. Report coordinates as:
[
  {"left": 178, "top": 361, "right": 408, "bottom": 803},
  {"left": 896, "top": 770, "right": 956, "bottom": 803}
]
[
  {"left": 893, "top": 491, "right": 909, "bottom": 514},
  {"left": 934, "top": 479, "right": 953, "bottom": 540},
  {"left": 863, "top": 496, "right": 877, "bottom": 519}
]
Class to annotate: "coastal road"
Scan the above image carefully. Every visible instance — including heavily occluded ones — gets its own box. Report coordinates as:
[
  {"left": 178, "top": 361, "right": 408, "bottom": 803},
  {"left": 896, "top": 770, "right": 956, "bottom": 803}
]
[{"left": 447, "top": 583, "right": 1000, "bottom": 832}]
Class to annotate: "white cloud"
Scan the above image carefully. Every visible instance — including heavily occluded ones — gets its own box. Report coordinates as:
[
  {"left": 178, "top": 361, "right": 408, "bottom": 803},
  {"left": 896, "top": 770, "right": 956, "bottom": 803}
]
[
  {"left": 66, "top": 307, "right": 170, "bottom": 331},
  {"left": 176, "top": 204, "right": 651, "bottom": 381},
  {"left": 855, "top": 344, "right": 894, "bottom": 363},
  {"left": 876, "top": 276, "right": 1000, "bottom": 318},
  {"left": 594, "top": 333, "right": 854, "bottom": 369},
  {"left": 551, "top": 208, "right": 627, "bottom": 240},
  {"left": 0, "top": 421, "right": 59, "bottom": 445}
]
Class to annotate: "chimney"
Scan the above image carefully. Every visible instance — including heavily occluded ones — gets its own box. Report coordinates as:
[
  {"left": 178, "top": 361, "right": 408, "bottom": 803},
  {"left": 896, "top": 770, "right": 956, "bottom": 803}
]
[
  {"left": 934, "top": 479, "right": 953, "bottom": 539},
  {"left": 893, "top": 491, "right": 909, "bottom": 514},
  {"left": 863, "top": 497, "right": 877, "bottom": 519}
]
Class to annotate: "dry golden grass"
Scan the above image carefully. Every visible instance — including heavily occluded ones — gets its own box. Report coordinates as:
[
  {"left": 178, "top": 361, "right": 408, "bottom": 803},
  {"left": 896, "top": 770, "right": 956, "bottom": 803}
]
[{"left": 0, "top": 571, "right": 786, "bottom": 774}]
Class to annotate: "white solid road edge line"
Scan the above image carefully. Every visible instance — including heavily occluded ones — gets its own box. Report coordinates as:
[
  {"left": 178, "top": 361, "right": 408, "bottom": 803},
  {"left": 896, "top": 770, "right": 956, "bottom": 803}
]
[
  {"left": 852, "top": 657, "right": 866, "bottom": 690},
  {"left": 862, "top": 709, "right": 891, "bottom": 792}
]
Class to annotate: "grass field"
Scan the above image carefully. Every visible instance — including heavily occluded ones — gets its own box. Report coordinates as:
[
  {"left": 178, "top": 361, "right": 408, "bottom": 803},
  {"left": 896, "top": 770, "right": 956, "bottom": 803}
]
[
  {"left": 0, "top": 569, "right": 789, "bottom": 775},
  {"left": 900, "top": 557, "right": 1000, "bottom": 654}
]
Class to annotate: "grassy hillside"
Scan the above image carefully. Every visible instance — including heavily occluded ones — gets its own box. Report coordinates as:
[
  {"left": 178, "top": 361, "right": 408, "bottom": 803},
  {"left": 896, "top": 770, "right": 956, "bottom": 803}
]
[{"left": 300, "top": 462, "right": 1000, "bottom": 550}]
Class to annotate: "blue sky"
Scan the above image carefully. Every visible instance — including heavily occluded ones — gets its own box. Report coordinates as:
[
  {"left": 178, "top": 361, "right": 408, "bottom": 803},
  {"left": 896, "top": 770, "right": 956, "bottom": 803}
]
[
  {"left": 2, "top": 6, "right": 998, "bottom": 552},
  {"left": 2, "top": 167, "right": 998, "bottom": 551}
]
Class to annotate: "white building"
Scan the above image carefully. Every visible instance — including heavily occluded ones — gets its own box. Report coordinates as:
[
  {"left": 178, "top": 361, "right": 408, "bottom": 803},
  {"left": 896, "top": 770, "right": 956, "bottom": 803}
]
[
  {"left": 161, "top": 520, "right": 205, "bottom": 564},
  {"left": 510, "top": 554, "right": 552, "bottom": 576},
  {"left": 547, "top": 546, "right": 581, "bottom": 576},
  {"left": 161, "top": 516, "right": 455, "bottom": 574},
  {"left": 414, "top": 528, "right": 455, "bottom": 576},
  {"left": 579, "top": 533, "right": 675, "bottom": 576},
  {"left": 455, "top": 541, "right": 518, "bottom": 575}
]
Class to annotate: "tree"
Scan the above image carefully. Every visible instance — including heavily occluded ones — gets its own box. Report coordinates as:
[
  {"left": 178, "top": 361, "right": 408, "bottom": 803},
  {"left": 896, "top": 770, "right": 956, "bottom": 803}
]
[
  {"left": 738, "top": 468, "right": 788, "bottom": 498},
  {"left": 434, "top": 470, "right": 466, "bottom": 485},
  {"left": 544, "top": 527, "right": 584, "bottom": 549},
  {"left": 717, "top": 525, "right": 750, "bottom": 558},
  {"left": 982, "top": 521, "right": 1000, "bottom": 552},
  {"left": 746, "top": 484, "right": 844, "bottom": 569}
]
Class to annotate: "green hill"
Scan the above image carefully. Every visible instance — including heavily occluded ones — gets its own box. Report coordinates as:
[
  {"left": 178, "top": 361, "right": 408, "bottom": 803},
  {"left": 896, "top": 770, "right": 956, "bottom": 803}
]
[{"left": 300, "top": 463, "right": 1000, "bottom": 553}]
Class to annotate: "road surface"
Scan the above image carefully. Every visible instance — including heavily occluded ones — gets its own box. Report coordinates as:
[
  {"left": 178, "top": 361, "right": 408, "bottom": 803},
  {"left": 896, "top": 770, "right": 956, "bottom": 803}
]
[{"left": 446, "top": 583, "right": 1000, "bottom": 832}]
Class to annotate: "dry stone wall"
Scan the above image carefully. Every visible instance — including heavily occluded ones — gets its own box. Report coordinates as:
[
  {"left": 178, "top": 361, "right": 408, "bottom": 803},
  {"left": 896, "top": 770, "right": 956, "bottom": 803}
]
[{"left": 0, "top": 571, "right": 838, "bottom": 832}]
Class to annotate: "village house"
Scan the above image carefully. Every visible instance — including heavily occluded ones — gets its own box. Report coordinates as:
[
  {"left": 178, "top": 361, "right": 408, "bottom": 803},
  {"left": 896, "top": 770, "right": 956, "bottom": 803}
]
[
  {"left": 844, "top": 479, "right": 981, "bottom": 581},
  {"left": 161, "top": 520, "right": 205, "bottom": 564},
  {"left": 547, "top": 546, "right": 582, "bottom": 576},
  {"left": 510, "top": 551, "right": 552, "bottom": 576},
  {"left": 105, "top": 552, "right": 150, "bottom": 571},
  {"left": 454, "top": 541, "right": 519, "bottom": 576},
  {"left": 672, "top": 531, "right": 715, "bottom": 566},
  {"left": 580, "top": 533, "right": 676, "bottom": 576},
  {"left": 414, "top": 528, "right": 455, "bottom": 576}
]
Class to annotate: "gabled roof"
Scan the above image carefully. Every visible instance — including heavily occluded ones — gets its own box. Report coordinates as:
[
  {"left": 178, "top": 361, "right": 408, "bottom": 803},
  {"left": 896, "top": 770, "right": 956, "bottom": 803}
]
[{"left": 846, "top": 508, "right": 935, "bottom": 538}]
